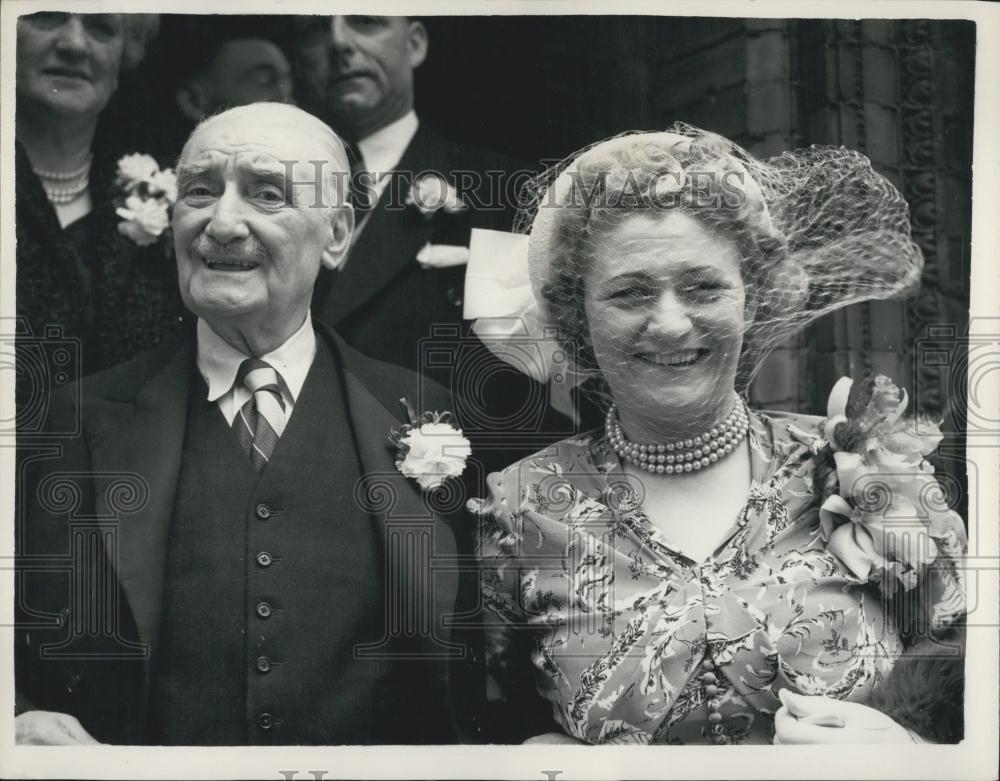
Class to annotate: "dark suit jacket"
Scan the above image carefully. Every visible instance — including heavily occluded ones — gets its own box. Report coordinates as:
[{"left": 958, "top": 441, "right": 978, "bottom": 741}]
[
  {"left": 14, "top": 320, "right": 477, "bottom": 744},
  {"left": 312, "top": 124, "right": 577, "bottom": 468},
  {"left": 313, "top": 122, "right": 526, "bottom": 374}
]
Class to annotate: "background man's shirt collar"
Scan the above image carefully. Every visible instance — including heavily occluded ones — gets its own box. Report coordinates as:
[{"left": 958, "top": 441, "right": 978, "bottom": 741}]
[{"left": 357, "top": 110, "right": 419, "bottom": 175}]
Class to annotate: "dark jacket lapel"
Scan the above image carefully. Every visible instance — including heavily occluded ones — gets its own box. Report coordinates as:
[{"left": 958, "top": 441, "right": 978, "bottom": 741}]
[
  {"left": 319, "top": 323, "right": 462, "bottom": 661},
  {"left": 314, "top": 124, "right": 451, "bottom": 327},
  {"left": 86, "top": 336, "right": 194, "bottom": 666}
]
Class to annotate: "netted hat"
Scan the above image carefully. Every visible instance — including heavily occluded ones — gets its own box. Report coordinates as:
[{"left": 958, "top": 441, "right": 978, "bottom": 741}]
[{"left": 465, "top": 123, "right": 923, "bottom": 396}]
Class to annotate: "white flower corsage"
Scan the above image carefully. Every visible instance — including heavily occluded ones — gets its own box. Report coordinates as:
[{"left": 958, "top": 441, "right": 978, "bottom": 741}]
[
  {"left": 406, "top": 174, "right": 467, "bottom": 218},
  {"left": 818, "top": 374, "right": 957, "bottom": 591},
  {"left": 115, "top": 153, "right": 177, "bottom": 247},
  {"left": 390, "top": 397, "right": 471, "bottom": 491}
]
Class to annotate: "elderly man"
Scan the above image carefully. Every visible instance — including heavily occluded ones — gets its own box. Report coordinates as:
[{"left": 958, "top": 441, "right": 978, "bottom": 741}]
[{"left": 15, "top": 103, "right": 469, "bottom": 745}]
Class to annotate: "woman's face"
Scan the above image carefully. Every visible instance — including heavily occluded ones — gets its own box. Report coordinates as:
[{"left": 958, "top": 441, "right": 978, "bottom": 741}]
[
  {"left": 583, "top": 210, "right": 747, "bottom": 427},
  {"left": 16, "top": 13, "right": 124, "bottom": 120}
]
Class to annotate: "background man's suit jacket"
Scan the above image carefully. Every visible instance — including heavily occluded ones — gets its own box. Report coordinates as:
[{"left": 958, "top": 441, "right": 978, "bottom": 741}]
[
  {"left": 312, "top": 124, "right": 577, "bottom": 469},
  {"left": 313, "top": 122, "right": 526, "bottom": 375},
  {"left": 15, "top": 320, "right": 478, "bottom": 744}
]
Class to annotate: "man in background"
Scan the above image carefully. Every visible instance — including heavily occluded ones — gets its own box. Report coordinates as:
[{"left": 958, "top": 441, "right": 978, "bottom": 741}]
[
  {"left": 116, "top": 15, "right": 295, "bottom": 161},
  {"left": 293, "top": 16, "right": 523, "bottom": 371},
  {"left": 166, "top": 15, "right": 294, "bottom": 121},
  {"left": 293, "top": 16, "right": 573, "bottom": 460}
]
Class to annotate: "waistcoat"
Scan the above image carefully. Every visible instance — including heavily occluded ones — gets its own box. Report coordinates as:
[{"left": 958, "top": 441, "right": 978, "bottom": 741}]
[{"left": 147, "top": 338, "right": 390, "bottom": 744}]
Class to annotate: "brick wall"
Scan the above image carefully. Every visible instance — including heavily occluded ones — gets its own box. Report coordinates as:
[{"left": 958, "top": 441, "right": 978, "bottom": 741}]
[{"left": 654, "top": 18, "right": 973, "bottom": 425}]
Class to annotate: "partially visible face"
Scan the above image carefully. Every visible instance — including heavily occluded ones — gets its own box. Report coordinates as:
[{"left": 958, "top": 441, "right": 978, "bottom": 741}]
[
  {"left": 202, "top": 39, "right": 294, "bottom": 111},
  {"left": 16, "top": 12, "right": 124, "bottom": 118},
  {"left": 294, "top": 15, "right": 426, "bottom": 137},
  {"left": 172, "top": 108, "right": 350, "bottom": 336},
  {"left": 584, "top": 210, "right": 747, "bottom": 422}
]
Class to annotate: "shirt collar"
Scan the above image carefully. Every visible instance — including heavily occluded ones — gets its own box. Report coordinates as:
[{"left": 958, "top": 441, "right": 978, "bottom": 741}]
[
  {"left": 357, "top": 110, "right": 419, "bottom": 175},
  {"left": 196, "top": 314, "right": 317, "bottom": 403}
]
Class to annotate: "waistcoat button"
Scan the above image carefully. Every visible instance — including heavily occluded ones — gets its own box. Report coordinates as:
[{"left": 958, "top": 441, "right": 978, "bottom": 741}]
[
  {"left": 255, "top": 504, "right": 271, "bottom": 520},
  {"left": 258, "top": 712, "right": 274, "bottom": 730},
  {"left": 256, "top": 656, "right": 271, "bottom": 673},
  {"left": 256, "top": 552, "right": 273, "bottom": 567},
  {"left": 256, "top": 602, "right": 272, "bottom": 618}
]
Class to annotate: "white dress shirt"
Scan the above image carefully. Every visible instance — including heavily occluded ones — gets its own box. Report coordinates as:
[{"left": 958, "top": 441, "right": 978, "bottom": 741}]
[
  {"left": 196, "top": 315, "right": 317, "bottom": 426},
  {"left": 357, "top": 109, "right": 419, "bottom": 200}
]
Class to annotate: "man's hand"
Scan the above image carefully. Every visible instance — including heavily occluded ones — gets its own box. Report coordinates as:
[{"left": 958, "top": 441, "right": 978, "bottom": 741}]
[
  {"left": 522, "top": 731, "right": 588, "bottom": 745},
  {"left": 15, "top": 711, "right": 100, "bottom": 745},
  {"left": 773, "top": 689, "right": 918, "bottom": 744}
]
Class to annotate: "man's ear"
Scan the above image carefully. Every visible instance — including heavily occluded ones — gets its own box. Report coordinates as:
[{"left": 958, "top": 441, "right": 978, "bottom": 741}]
[
  {"left": 406, "top": 20, "right": 428, "bottom": 70},
  {"left": 321, "top": 205, "right": 355, "bottom": 272},
  {"left": 175, "top": 79, "right": 211, "bottom": 123}
]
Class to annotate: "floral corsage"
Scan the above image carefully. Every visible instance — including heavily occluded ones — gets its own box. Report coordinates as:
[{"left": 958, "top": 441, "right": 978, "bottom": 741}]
[
  {"left": 406, "top": 174, "right": 467, "bottom": 219},
  {"left": 817, "top": 374, "right": 962, "bottom": 592},
  {"left": 115, "top": 153, "right": 177, "bottom": 247},
  {"left": 390, "top": 398, "right": 471, "bottom": 491}
]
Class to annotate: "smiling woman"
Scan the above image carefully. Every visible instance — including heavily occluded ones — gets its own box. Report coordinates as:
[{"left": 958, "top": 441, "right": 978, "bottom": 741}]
[{"left": 469, "top": 126, "right": 967, "bottom": 745}]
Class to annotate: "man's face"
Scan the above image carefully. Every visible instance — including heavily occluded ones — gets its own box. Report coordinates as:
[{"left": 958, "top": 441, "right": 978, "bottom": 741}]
[
  {"left": 294, "top": 15, "right": 427, "bottom": 138},
  {"left": 200, "top": 39, "right": 294, "bottom": 112},
  {"left": 16, "top": 12, "right": 124, "bottom": 118},
  {"left": 173, "top": 107, "right": 351, "bottom": 338}
]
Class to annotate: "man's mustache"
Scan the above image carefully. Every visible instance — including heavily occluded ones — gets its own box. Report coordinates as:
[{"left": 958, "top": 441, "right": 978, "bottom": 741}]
[{"left": 191, "top": 235, "right": 268, "bottom": 262}]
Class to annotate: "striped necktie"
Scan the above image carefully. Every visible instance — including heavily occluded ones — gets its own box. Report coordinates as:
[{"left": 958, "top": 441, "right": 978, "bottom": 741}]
[{"left": 232, "top": 359, "right": 287, "bottom": 472}]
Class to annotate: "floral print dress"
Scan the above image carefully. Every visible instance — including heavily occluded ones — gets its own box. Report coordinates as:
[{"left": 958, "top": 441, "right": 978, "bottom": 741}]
[{"left": 474, "top": 409, "right": 966, "bottom": 745}]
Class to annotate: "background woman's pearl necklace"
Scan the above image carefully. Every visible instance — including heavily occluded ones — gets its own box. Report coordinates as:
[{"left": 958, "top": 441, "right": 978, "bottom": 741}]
[
  {"left": 606, "top": 396, "right": 750, "bottom": 474},
  {"left": 33, "top": 156, "right": 92, "bottom": 205}
]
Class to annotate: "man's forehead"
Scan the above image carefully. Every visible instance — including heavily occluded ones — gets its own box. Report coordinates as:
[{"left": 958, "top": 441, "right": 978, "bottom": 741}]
[
  {"left": 181, "top": 116, "right": 332, "bottom": 168},
  {"left": 181, "top": 148, "right": 289, "bottom": 172}
]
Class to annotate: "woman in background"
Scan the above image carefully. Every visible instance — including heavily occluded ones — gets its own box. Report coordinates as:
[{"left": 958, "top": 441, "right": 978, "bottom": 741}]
[
  {"left": 15, "top": 12, "right": 182, "bottom": 413},
  {"left": 470, "top": 127, "right": 966, "bottom": 745}
]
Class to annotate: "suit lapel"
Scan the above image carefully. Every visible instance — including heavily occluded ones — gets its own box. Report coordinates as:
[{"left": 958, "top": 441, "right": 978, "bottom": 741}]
[
  {"left": 314, "top": 125, "right": 449, "bottom": 327},
  {"left": 87, "top": 338, "right": 194, "bottom": 668},
  {"left": 325, "top": 327, "right": 461, "bottom": 659}
]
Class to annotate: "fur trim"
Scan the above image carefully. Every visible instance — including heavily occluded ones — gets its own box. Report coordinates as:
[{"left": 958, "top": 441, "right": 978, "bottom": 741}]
[{"left": 867, "top": 629, "right": 965, "bottom": 743}]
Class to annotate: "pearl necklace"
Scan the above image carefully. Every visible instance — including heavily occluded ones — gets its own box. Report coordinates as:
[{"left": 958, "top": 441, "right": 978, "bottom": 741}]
[
  {"left": 33, "top": 156, "right": 92, "bottom": 205},
  {"left": 31, "top": 155, "right": 92, "bottom": 181},
  {"left": 43, "top": 178, "right": 90, "bottom": 204},
  {"left": 606, "top": 396, "right": 750, "bottom": 474}
]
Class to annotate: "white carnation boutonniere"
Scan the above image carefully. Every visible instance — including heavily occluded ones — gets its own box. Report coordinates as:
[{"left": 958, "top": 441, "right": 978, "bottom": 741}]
[
  {"left": 817, "top": 374, "right": 959, "bottom": 591},
  {"left": 390, "top": 397, "right": 471, "bottom": 491},
  {"left": 406, "top": 174, "right": 467, "bottom": 219},
  {"left": 115, "top": 153, "right": 177, "bottom": 247}
]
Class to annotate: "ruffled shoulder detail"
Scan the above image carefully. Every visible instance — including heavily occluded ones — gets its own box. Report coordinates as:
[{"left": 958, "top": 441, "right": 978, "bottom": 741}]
[{"left": 813, "top": 375, "right": 967, "bottom": 632}]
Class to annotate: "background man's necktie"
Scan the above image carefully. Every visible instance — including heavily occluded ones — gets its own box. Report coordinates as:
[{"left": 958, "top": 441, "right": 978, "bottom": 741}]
[
  {"left": 232, "top": 359, "right": 287, "bottom": 472},
  {"left": 345, "top": 141, "right": 375, "bottom": 221}
]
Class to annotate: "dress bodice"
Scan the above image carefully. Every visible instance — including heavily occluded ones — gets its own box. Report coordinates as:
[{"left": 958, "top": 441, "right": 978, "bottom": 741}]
[{"left": 474, "top": 409, "right": 965, "bottom": 744}]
